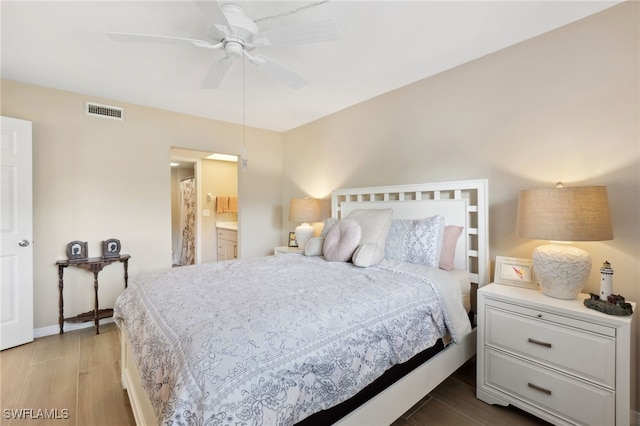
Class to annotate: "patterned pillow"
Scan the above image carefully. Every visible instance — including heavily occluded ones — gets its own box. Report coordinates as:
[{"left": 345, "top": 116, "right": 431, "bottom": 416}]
[{"left": 385, "top": 216, "right": 445, "bottom": 267}]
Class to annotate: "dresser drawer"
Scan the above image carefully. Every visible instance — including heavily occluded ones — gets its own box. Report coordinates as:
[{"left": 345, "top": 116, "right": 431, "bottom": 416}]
[
  {"left": 217, "top": 229, "right": 237, "bottom": 242},
  {"left": 485, "top": 305, "right": 615, "bottom": 387},
  {"left": 485, "top": 348, "right": 614, "bottom": 426}
]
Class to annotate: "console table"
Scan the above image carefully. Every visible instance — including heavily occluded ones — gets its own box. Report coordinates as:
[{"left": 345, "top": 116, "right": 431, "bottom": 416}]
[{"left": 56, "top": 254, "right": 130, "bottom": 334}]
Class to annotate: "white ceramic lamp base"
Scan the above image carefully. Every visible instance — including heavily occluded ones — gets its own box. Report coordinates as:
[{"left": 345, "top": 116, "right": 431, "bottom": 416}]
[
  {"left": 294, "top": 223, "right": 314, "bottom": 251},
  {"left": 533, "top": 243, "right": 592, "bottom": 299}
]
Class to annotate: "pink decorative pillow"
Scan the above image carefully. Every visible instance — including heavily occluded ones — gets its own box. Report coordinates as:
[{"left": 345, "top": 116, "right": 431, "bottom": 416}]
[
  {"left": 323, "top": 219, "right": 361, "bottom": 262},
  {"left": 439, "top": 225, "right": 463, "bottom": 271}
]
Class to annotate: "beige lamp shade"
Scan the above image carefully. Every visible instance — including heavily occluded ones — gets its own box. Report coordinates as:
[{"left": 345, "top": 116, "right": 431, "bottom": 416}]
[
  {"left": 516, "top": 186, "right": 613, "bottom": 242},
  {"left": 516, "top": 185, "right": 613, "bottom": 299},
  {"left": 289, "top": 198, "right": 322, "bottom": 223}
]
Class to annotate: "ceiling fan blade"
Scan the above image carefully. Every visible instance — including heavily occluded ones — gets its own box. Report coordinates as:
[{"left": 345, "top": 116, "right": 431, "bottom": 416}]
[
  {"left": 253, "top": 17, "right": 340, "bottom": 49},
  {"left": 106, "top": 32, "right": 222, "bottom": 49},
  {"left": 193, "top": 0, "right": 232, "bottom": 39},
  {"left": 203, "top": 56, "right": 234, "bottom": 89},
  {"left": 245, "top": 53, "right": 308, "bottom": 90}
]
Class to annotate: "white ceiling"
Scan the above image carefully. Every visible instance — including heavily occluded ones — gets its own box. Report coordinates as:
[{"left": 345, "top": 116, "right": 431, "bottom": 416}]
[{"left": 1, "top": 1, "right": 621, "bottom": 132}]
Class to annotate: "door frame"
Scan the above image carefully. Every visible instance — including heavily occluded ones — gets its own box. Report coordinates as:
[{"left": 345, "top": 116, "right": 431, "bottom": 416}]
[{"left": 170, "top": 147, "right": 239, "bottom": 264}]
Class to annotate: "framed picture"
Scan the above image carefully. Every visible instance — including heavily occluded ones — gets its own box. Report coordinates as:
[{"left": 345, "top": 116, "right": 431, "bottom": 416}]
[
  {"left": 494, "top": 256, "right": 537, "bottom": 289},
  {"left": 288, "top": 232, "right": 298, "bottom": 247},
  {"left": 66, "top": 240, "right": 88, "bottom": 261},
  {"left": 102, "top": 238, "right": 121, "bottom": 258}
]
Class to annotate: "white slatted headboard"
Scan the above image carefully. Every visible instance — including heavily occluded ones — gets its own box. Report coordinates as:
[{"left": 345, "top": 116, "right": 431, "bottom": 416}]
[{"left": 331, "top": 179, "right": 489, "bottom": 287}]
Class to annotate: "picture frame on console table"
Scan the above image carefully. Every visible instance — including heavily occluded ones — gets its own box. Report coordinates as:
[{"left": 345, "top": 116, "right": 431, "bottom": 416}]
[
  {"left": 494, "top": 256, "right": 537, "bottom": 289},
  {"left": 102, "top": 238, "right": 121, "bottom": 258},
  {"left": 66, "top": 240, "right": 88, "bottom": 261}
]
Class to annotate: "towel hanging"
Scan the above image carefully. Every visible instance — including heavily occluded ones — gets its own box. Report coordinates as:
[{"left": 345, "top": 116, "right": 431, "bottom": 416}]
[
  {"left": 228, "top": 196, "right": 238, "bottom": 213},
  {"left": 216, "top": 196, "right": 229, "bottom": 214}
]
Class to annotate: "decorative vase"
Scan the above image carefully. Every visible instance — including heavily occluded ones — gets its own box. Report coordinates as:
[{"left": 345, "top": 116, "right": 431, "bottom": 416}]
[{"left": 533, "top": 243, "right": 591, "bottom": 299}]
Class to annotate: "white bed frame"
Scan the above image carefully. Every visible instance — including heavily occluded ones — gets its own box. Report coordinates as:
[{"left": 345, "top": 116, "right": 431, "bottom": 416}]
[{"left": 120, "top": 179, "right": 489, "bottom": 426}]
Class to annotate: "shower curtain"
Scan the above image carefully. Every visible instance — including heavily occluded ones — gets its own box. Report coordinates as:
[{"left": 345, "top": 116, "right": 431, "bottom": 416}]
[{"left": 175, "top": 177, "right": 196, "bottom": 266}]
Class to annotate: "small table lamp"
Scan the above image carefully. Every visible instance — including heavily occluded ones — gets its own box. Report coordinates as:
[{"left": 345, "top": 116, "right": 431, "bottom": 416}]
[
  {"left": 289, "top": 198, "right": 321, "bottom": 250},
  {"left": 516, "top": 183, "right": 613, "bottom": 299}
]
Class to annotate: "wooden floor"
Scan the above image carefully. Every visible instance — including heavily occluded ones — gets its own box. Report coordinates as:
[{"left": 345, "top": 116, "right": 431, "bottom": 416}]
[{"left": 1, "top": 323, "right": 551, "bottom": 426}]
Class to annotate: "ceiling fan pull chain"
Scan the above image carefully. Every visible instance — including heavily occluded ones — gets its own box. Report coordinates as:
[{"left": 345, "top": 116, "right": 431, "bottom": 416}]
[{"left": 241, "top": 54, "right": 248, "bottom": 172}]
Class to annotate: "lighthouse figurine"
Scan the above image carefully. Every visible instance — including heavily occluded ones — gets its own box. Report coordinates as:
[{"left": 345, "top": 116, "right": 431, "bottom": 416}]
[{"left": 600, "top": 261, "right": 613, "bottom": 300}]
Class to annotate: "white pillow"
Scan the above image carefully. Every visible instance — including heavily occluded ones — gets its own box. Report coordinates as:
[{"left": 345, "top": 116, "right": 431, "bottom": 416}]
[
  {"left": 385, "top": 216, "right": 445, "bottom": 268},
  {"left": 304, "top": 237, "right": 324, "bottom": 256},
  {"left": 323, "top": 219, "right": 361, "bottom": 262},
  {"left": 346, "top": 208, "right": 393, "bottom": 267}
]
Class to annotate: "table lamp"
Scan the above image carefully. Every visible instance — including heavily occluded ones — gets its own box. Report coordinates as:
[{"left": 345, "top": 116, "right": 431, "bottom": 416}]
[
  {"left": 516, "top": 183, "right": 613, "bottom": 299},
  {"left": 289, "top": 198, "right": 321, "bottom": 250}
]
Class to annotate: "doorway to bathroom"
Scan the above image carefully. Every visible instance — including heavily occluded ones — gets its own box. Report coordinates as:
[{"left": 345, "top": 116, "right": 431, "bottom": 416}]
[{"left": 170, "top": 147, "right": 239, "bottom": 266}]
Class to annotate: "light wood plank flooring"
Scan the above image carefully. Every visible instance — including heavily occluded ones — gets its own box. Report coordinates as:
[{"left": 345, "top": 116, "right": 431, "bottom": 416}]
[{"left": 1, "top": 323, "right": 550, "bottom": 426}]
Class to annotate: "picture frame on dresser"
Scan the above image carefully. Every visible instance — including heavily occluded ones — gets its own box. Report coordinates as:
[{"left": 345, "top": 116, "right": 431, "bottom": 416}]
[{"left": 494, "top": 256, "right": 537, "bottom": 289}]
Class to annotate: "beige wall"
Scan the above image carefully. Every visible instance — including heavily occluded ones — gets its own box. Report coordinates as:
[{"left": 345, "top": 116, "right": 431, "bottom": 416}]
[
  {"left": 1, "top": 0, "right": 638, "bottom": 412},
  {"left": 0, "top": 80, "right": 284, "bottom": 331},
  {"left": 201, "top": 159, "right": 238, "bottom": 263},
  {"left": 283, "top": 2, "right": 639, "bottom": 410}
]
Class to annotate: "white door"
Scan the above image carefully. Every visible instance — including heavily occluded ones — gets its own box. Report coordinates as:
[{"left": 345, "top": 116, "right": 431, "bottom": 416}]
[{"left": 1, "top": 116, "right": 33, "bottom": 350}]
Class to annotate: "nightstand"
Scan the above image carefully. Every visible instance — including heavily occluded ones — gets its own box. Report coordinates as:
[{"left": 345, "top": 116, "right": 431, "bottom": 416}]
[
  {"left": 274, "top": 246, "right": 303, "bottom": 255},
  {"left": 477, "top": 283, "right": 635, "bottom": 426},
  {"left": 56, "top": 254, "right": 130, "bottom": 334}
]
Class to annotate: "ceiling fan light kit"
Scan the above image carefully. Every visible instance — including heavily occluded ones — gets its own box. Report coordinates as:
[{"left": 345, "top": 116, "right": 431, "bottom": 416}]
[
  {"left": 107, "top": 1, "right": 341, "bottom": 90},
  {"left": 224, "top": 40, "right": 245, "bottom": 58}
]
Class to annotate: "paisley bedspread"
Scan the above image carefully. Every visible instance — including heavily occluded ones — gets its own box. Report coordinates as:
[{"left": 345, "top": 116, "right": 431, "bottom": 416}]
[{"left": 113, "top": 254, "right": 471, "bottom": 425}]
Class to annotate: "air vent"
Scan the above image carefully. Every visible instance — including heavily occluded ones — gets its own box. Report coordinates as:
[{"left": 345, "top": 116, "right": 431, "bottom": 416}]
[{"left": 85, "top": 102, "right": 124, "bottom": 120}]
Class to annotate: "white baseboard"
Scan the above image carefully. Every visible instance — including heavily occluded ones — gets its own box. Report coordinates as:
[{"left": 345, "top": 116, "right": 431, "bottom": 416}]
[{"left": 34, "top": 317, "right": 115, "bottom": 338}]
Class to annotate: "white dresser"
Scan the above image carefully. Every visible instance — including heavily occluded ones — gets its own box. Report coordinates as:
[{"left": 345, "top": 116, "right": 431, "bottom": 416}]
[{"left": 477, "top": 283, "right": 635, "bottom": 426}]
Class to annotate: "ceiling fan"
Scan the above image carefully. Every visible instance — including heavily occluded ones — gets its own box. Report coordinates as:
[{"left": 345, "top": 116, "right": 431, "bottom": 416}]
[{"left": 107, "top": 1, "right": 340, "bottom": 90}]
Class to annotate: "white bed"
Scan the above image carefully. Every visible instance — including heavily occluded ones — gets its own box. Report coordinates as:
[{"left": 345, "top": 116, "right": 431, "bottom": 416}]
[{"left": 117, "top": 179, "right": 489, "bottom": 425}]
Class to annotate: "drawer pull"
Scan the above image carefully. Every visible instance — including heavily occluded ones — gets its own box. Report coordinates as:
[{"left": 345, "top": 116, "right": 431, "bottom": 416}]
[
  {"left": 528, "top": 382, "right": 552, "bottom": 395},
  {"left": 528, "top": 338, "right": 552, "bottom": 348}
]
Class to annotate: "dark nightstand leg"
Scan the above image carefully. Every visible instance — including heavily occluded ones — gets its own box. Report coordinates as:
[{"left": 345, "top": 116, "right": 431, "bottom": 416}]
[
  {"left": 58, "top": 265, "right": 65, "bottom": 334},
  {"left": 93, "top": 271, "right": 100, "bottom": 334},
  {"left": 123, "top": 259, "right": 129, "bottom": 289}
]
